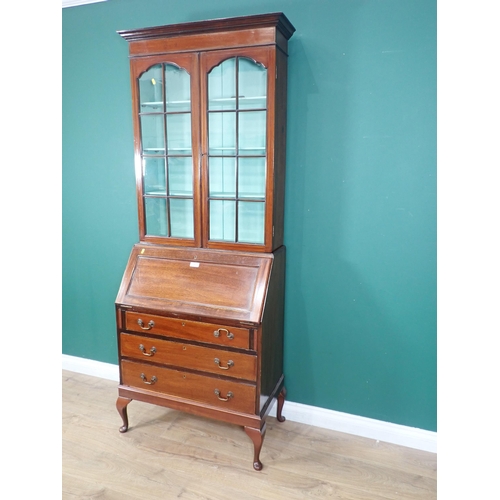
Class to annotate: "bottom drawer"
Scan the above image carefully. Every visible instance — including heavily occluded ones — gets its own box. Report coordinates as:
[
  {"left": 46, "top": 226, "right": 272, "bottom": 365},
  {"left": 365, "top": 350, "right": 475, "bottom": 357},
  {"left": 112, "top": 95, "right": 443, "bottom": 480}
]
[{"left": 121, "top": 360, "right": 256, "bottom": 415}]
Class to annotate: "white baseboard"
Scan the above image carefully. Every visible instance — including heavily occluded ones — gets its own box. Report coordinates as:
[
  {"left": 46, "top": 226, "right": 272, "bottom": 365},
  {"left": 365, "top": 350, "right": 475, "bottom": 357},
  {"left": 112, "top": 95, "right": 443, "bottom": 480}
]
[
  {"left": 63, "top": 354, "right": 119, "bottom": 381},
  {"left": 62, "top": 354, "right": 436, "bottom": 453},
  {"left": 270, "top": 400, "right": 437, "bottom": 453}
]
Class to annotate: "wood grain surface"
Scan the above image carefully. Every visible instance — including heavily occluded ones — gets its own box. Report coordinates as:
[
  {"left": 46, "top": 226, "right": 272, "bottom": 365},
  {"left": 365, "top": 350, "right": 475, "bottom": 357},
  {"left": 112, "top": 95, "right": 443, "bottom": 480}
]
[{"left": 62, "top": 371, "right": 436, "bottom": 499}]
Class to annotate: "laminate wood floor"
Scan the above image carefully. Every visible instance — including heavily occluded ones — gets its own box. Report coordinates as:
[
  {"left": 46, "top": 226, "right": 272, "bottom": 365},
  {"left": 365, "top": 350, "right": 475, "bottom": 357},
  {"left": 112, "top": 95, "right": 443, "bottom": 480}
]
[{"left": 62, "top": 371, "right": 436, "bottom": 499}]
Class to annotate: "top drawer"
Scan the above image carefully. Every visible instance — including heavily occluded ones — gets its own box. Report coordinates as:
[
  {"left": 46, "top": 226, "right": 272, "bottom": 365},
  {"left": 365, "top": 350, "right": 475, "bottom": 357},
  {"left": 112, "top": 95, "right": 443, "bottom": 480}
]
[{"left": 124, "top": 311, "right": 251, "bottom": 349}]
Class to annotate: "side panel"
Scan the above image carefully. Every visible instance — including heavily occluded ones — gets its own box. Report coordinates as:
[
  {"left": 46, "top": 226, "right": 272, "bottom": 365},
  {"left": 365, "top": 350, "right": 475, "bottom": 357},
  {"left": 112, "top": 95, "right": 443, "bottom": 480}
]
[
  {"left": 259, "top": 245, "right": 286, "bottom": 411},
  {"left": 272, "top": 49, "right": 289, "bottom": 250}
]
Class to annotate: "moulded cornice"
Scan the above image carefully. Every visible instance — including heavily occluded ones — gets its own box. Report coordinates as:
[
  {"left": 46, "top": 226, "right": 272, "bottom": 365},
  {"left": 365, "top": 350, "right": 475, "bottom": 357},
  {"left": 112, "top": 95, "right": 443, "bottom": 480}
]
[{"left": 118, "top": 12, "right": 296, "bottom": 42}]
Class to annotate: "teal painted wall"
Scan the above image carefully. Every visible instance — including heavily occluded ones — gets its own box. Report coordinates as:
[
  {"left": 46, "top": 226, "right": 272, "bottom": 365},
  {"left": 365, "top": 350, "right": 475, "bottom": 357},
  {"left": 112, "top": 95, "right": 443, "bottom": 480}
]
[{"left": 63, "top": 0, "right": 436, "bottom": 431}]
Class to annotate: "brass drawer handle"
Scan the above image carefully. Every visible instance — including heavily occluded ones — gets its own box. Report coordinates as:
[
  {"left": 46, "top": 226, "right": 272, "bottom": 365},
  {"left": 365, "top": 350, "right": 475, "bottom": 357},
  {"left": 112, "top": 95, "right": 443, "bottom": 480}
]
[
  {"left": 214, "top": 358, "right": 234, "bottom": 370},
  {"left": 140, "top": 373, "right": 157, "bottom": 385},
  {"left": 137, "top": 319, "right": 155, "bottom": 330},
  {"left": 214, "top": 389, "right": 233, "bottom": 402},
  {"left": 213, "top": 328, "right": 234, "bottom": 340},
  {"left": 139, "top": 344, "right": 156, "bottom": 357}
]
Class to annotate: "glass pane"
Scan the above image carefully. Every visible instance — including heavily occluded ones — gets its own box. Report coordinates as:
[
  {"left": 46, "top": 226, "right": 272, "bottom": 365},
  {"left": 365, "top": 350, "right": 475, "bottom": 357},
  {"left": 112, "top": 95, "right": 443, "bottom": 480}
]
[
  {"left": 168, "top": 157, "right": 193, "bottom": 196},
  {"left": 143, "top": 157, "right": 166, "bottom": 195},
  {"left": 208, "top": 58, "right": 236, "bottom": 110},
  {"left": 238, "top": 111, "right": 266, "bottom": 155},
  {"left": 139, "top": 64, "right": 163, "bottom": 112},
  {"left": 165, "top": 64, "right": 191, "bottom": 112},
  {"left": 238, "top": 58, "right": 267, "bottom": 110},
  {"left": 170, "top": 199, "right": 194, "bottom": 238},
  {"left": 166, "top": 113, "right": 192, "bottom": 154},
  {"left": 209, "top": 157, "right": 236, "bottom": 198},
  {"left": 238, "top": 201, "right": 265, "bottom": 244},
  {"left": 238, "top": 157, "right": 266, "bottom": 199},
  {"left": 145, "top": 197, "right": 168, "bottom": 236},
  {"left": 209, "top": 200, "right": 235, "bottom": 241},
  {"left": 140, "top": 114, "right": 165, "bottom": 153},
  {"left": 209, "top": 112, "right": 236, "bottom": 156}
]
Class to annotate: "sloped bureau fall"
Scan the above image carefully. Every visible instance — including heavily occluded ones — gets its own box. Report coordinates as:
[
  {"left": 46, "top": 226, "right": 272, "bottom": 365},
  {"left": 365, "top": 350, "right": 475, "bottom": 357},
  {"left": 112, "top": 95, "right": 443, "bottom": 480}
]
[{"left": 115, "top": 13, "right": 295, "bottom": 470}]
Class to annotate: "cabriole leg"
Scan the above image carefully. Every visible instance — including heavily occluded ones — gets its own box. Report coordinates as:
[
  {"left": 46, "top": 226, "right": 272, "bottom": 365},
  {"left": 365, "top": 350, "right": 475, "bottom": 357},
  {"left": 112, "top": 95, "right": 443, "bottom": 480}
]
[
  {"left": 244, "top": 424, "right": 267, "bottom": 471},
  {"left": 116, "top": 397, "right": 131, "bottom": 433},
  {"left": 277, "top": 386, "right": 286, "bottom": 422}
]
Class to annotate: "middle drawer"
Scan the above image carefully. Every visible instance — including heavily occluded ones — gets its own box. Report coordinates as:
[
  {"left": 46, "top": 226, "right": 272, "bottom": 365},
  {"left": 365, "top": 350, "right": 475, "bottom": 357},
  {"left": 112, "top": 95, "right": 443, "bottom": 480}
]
[{"left": 120, "top": 332, "right": 257, "bottom": 381}]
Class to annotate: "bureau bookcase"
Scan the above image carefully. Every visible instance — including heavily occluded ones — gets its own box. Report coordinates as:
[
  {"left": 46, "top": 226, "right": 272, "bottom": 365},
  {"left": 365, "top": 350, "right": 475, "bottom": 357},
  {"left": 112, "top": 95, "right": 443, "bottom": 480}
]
[{"left": 115, "top": 13, "right": 295, "bottom": 470}]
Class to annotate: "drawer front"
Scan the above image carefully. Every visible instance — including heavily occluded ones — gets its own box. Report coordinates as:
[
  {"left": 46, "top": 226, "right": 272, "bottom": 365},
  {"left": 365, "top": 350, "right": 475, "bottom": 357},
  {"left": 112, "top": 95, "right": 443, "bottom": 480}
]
[
  {"left": 121, "top": 360, "right": 256, "bottom": 414},
  {"left": 124, "top": 311, "right": 251, "bottom": 349},
  {"left": 120, "top": 333, "right": 257, "bottom": 381}
]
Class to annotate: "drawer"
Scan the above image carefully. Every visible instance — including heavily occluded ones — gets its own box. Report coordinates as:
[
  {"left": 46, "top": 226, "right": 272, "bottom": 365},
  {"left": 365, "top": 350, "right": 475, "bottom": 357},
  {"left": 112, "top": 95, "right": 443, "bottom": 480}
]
[
  {"left": 121, "top": 360, "right": 256, "bottom": 414},
  {"left": 120, "top": 332, "right": 257, "bottom": 381},
  {"left": 124, "top": 311, "right": 251, "bottom": 349}
]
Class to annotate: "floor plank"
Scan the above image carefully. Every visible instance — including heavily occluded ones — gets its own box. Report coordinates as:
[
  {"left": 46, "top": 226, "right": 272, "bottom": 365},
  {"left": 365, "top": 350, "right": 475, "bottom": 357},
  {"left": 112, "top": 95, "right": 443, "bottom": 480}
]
[{"left": 62, "top": 371, "right": 437, "bottom": 499}]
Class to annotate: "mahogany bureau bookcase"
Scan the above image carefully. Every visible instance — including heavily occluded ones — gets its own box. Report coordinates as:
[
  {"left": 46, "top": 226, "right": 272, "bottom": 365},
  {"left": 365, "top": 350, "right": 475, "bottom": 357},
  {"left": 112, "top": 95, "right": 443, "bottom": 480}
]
[{"left": 115, "top": 12, "right": 295, "bottom": 470}]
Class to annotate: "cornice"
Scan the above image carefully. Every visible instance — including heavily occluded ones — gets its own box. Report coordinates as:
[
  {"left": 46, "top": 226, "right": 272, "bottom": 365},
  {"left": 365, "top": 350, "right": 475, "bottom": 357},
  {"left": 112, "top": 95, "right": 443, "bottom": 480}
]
[{"left": 118, "top": 12, "right": 296, "bottom": 42}]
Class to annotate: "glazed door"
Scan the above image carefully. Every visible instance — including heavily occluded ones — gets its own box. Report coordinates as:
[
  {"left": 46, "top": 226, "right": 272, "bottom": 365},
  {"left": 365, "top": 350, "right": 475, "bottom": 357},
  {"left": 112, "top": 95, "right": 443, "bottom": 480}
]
[
  {"left": 200, "top": 47, "right": 275, "bottom": 252},
  {"left": 131, "top": 53, "right": 202, "bottom": 246}
]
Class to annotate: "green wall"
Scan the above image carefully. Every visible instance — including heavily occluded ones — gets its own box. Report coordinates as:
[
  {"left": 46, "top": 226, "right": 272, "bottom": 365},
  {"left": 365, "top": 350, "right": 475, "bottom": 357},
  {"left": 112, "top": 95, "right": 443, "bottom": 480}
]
[{"left": 63, "top": 0, "right": 436, "bottom": 431}]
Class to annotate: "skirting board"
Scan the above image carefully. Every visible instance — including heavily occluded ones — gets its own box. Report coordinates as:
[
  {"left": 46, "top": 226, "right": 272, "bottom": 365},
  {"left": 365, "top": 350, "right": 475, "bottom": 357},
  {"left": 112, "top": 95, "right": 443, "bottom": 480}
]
[{"left": 62, "top": 354, "right": 436, "bottom": 453}]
